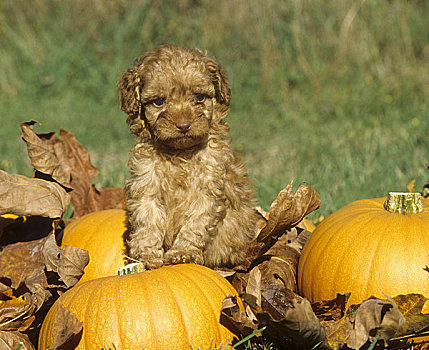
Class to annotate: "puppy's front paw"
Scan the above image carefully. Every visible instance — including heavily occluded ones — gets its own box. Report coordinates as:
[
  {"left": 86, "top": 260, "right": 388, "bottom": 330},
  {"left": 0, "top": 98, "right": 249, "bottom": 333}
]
[{"left": 164, "top": 249, "right": 204, "bottom": 265}]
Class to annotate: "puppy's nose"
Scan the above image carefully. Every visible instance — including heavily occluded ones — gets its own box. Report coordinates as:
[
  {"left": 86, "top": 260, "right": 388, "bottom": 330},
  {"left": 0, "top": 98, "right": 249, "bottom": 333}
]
[{"left": 176, "top": 123, "right": 191, "bottom": 134}]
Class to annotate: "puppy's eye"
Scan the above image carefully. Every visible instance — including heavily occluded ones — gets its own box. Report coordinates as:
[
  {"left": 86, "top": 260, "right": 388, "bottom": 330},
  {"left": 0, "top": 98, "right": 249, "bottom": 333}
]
[
  {"left": 194, "top": 93, "right": 206, "bottom": 103},
  {"left": 152, "top": 97, "right": 166, "bottom": 107}
]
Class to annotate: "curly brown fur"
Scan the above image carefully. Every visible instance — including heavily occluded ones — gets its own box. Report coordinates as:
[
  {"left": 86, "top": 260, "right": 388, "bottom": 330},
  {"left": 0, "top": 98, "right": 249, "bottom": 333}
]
[{"left": 118, "top": 45, "right": 259, "bottom": 269}]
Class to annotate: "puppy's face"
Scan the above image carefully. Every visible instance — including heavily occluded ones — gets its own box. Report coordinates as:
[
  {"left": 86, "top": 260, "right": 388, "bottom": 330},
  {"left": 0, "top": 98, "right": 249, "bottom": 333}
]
[
  {"left": 119, "top": 45, "right": 231, "bottom": 149},
  {"left": 141, "top": 61, "right": 215, "bottom": 149}
]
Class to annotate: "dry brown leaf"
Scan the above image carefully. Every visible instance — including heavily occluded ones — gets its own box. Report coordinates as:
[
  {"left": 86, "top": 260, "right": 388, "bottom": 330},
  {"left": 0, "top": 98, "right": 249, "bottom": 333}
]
[
  {"left": 0, "top": 170, "right": 70, "bottom": 219},
  {"left": 312, "top": 293, "right": 350, "bottom": 322},
  {"left": 20, "top": 121, "right": 124, "bottom": 219},
  {"left": 395, "top": 293, "right": 428, "bottom": 316},
  {"left": 261, "top": 234, "right": 301, "bottom": 293},
  {"left": 0, "top": 237, "right": 49, "bottom": 290},
  {"left": 51, "top": 302, "right": 83, "bottom": 349},
  {"left": 257, "top": 292, "right": 328, "bottom": 349},
  {"left": 313, "top": 294, "right": 352, "bottom": 348},
  {"left": 58, "top": 128, "right": 125, "bottom": 218},
  {"left": 42, "top": 234, "right": 89, "bottom": 288},
  {"left": 42, "top": 233, "right": 61, "bottom": 273},
  {"left": 57, "top": 128, "right": 99, "bottom": 218},
  {"left": 20, "top": 121, "right": 72, "bottom": 187},
  {"left": 57, "top": 245, "right": 89, "bottom": 288},
  {"left": 0, "top": 330, "right": 34, "bottom": 350},
  {"left": 220, "top": 296, "right": 258, "bottom": 339},
  {"left": 245, "top": 267, "right": 262, "bottom": 322},
  {"left": 0, "top": 290, "right": 48, "bottom": 332},
  {"left": 392, "top": 294, "right": 429, "bottom": 340},
  {"left": 257, "top": 181, "right": 320, "bottom": 243},
  {"left": 321, "top": 314, "right": 354, "bottom": 349},
  {"left": 243, "top": 181, "right": 320, "bottom": 264},
  {"left": 347, "top": 297, "right": 405, "bottom": 349}
]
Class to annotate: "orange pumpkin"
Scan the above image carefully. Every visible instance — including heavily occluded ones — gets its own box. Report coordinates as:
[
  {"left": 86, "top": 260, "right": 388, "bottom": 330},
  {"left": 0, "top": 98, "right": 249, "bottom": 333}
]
[
  {"left": 62, "top": 209, "right": 127, "bottom": 283},
  {"left": 38, "top": 264, "right": 242, "bottom": 349},
  {"left": 298, "top": 193, "right": 429, "bottom": 307}
]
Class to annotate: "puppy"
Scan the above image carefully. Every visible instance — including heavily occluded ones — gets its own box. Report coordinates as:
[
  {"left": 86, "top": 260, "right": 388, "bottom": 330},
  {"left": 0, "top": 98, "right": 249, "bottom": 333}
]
[{"left": 118, "top": 45, "right": 259, "bottom": 269}]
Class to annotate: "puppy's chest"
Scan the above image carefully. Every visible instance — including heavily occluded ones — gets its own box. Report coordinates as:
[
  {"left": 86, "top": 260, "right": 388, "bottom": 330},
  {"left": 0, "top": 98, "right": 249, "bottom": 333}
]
[{"left": 158, "top": 158, "right": 212, "bottom": 202}]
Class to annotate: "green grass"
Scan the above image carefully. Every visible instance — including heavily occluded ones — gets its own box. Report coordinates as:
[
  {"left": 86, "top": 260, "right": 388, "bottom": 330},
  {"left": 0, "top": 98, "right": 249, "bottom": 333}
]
[{"left": 0, "top": 0, "right": 428, "bottom": 219}]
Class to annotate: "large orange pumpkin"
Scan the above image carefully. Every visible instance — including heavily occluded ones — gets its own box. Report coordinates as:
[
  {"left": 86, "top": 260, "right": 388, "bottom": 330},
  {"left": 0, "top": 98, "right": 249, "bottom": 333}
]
[
  {"left": 298, "top": 193, "right": 429, "bottom": 307},
  {"left": 62, "top": 209, "right": 127, "bottom": 283},
  {"left": 38, "top": 264, "right": 242, "bottom": 349}
]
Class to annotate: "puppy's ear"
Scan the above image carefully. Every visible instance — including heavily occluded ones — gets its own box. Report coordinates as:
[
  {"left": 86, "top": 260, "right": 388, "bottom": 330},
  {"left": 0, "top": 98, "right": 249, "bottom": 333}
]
[
  {"left": 117, "top": 61, "right": 142, "bottom": 118},
  {"left": 204, "top": 57, "right": 231, "bottom": 106},
  {"left": 117, "top": 56, "right": 151, "bottom": 138}
]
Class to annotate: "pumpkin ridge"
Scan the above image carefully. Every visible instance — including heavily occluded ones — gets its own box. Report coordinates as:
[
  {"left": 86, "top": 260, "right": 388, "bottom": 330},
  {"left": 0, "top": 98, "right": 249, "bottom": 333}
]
[
  {"left": 320, "top": 209, "right": 380, "bottom": 300},
  {"left": 168, "top": 265, "right": 225, "bottom": 347},
  {"left": 361, "top": 214, "right": 388, "bottom": 302},
  {"left": 325, "top": 216, "right": 363, "bottom": 299},
  {"left": 141, "top": 272, "right": 157, "bottom": 349},
  {"left": 112, "top": 275, "right": 122, "bottom": 349},
  {"left": 84, "top": 278, "right": 107, "bottom": 348},
  {"left": 323, "top": 210, "right": 370, "bottom": 297},
  {"left": 155, "top": 268, "right": 191, "bottom": 345},
  {"left": 298, "top": 212, "right": 345, "bottom": 294},
  {"left": 168, "top": 265, "right": 217, "bottom": 346},
  {"left": 192, "top": 267, "right": 230, "bottom": 346}
]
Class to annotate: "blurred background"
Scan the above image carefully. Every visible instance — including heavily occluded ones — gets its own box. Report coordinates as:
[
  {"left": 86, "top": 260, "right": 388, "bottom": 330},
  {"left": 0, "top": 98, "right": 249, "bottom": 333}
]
[{"left": 0, "top": 0, "right": 428, "bottom": 220}]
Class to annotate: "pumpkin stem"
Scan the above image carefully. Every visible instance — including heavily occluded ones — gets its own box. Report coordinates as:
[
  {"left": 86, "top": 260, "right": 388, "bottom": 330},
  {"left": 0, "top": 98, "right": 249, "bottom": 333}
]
[
  {"left": 383, "top": 192, "right": 423, "bottom": 214},
  {"left": 118, "top": 262, "right": 145, "bottom": 275}
]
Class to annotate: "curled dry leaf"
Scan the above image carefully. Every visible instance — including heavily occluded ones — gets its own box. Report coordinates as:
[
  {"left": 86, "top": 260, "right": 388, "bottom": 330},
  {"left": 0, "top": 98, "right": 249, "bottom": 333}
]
[
  {"left": 42, "top": 233, "right": 61, "bottom": 273},
  {"left": 0, "top": 170, "right": 70, "bottom": 219},
  {"left": 347, "top": 297, "right": 405, "bottom": 349},
  {"left": 42, "top": 233, "right": 89, "bottom": 288},
  {"left": 0, "top": 330, "right": 34, "bottom": 350},
  {"left": 220, "top": 296, "right": 258, "bottom": 339},
  {"left": 312, "top": 294, "right": 352, "bottom": 348},
  {"left": 243, "top": 181, "right": 320, "bottom": 265},
  {"left": 257, "top": 292, "right": 328, "bottom": 349},
  {"left": 392, "top": 294, "right": 429, "bottom": 340},
  {"left": 20, "top": 121, "right": 72, "bottom": 188},
  {"left": 219, "top": 182, "right": 322, "bottom": 347},
  {"left": 57, "top": 245, "right": 89, "bottom": 288},
  {"left": 83, "top": 185, "right": 125, "bottom": 218},
  {"left": 245, "top": 267, "right": 262, "bottom": 322},
  {"left": 257, "top": 181, "right": 320, "bottom": 243},
  {"left": 312, "top": 293, "right": 350, "bottom": 322},
  {"left": 58, "top": 128, "right": 125, "bottom": 218},
  {"left": 0, "top": 236, "right": 49, "bottom": 290},
  {"left": 0, "top": 290, "right": 48, "bottom": 332},
  {"left": 19, "top": 121, "right": 125, "bottom": 219},
  {"left": 260, "top": 234, "right": 302, "bottom": 293},
  {"left": 50, "top": 302, "right": 83, "bottom": 350}
]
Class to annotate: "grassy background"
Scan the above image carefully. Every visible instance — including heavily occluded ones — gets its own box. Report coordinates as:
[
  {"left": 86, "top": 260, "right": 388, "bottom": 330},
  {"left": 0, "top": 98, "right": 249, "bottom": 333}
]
[{"left": 0, "top": 0, "right": 428, "bottom": 220}]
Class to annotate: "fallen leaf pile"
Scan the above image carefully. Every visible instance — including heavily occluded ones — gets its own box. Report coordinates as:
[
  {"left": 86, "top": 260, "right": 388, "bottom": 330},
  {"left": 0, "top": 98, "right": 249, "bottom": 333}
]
[
  {"left": 0, "top": 121, "right": 125, "bottom": 348},
  {"left": 0, "top": 121, "right": 428, "bottom": 349}
]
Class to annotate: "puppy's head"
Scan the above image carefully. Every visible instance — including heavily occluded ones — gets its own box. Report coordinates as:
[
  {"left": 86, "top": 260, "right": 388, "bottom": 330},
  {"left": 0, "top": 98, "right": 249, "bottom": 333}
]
[{"left": 118, "top": 45, "right": 231, "bottom": 149}]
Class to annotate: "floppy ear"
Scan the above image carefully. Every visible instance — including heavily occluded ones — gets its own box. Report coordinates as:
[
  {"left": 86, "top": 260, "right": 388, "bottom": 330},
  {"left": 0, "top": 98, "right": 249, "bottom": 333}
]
[
  {"left": 118, "top": 64, "right": 141, "bottom": 117},
  {"left": 204, "top": 57, "right": 231, "bottom": 106},
  {"left": 117, "top": 56, "right": 150, "bottom": 138}
]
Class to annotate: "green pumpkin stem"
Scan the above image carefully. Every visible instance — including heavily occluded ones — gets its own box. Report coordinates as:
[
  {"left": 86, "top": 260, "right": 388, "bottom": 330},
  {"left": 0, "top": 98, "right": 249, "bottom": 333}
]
[
  {"left": 118, "top": 262, "right": 145, "bottom": 275},
  {"left": 384, "top": 192, "right": 423, "bottom": 214}
]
